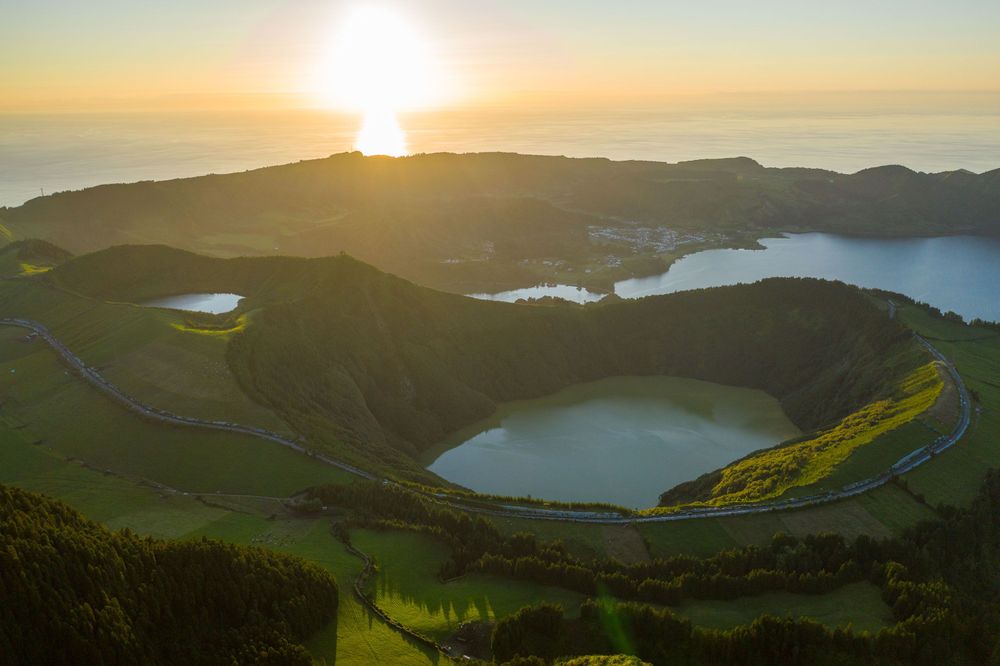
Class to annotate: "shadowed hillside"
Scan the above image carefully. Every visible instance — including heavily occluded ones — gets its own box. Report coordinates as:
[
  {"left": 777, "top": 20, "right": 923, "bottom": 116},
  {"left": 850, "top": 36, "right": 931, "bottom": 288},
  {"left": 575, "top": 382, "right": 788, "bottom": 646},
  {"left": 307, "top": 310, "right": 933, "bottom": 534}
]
[
  {"left": 48, "top": 246, "right": 928, "bottom": 492},
  {"left": 5, "top": 152, "right": 999, "bottom": 292},
  {"left": 0, "top": 238, "right": 71, "bottom": 277}
]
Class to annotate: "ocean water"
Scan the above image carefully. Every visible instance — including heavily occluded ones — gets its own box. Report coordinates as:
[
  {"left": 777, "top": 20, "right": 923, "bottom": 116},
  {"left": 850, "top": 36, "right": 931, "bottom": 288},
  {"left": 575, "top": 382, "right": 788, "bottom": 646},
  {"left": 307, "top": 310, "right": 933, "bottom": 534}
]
[{"left": 2, "top": 95, "right": 998, "bottom": 207}]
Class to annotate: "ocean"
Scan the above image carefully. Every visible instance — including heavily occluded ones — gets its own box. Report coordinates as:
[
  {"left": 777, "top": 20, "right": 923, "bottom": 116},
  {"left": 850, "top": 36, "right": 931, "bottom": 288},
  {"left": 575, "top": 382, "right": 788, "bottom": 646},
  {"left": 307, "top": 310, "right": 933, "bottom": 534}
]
[{"left": 2, "top": 95, "right": 998, "bottom": 207}]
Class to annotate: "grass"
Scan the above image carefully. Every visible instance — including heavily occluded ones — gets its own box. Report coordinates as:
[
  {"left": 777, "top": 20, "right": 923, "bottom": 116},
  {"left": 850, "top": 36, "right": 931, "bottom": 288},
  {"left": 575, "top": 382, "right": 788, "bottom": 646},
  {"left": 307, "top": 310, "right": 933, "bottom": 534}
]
[
  {"left": 185, "top": 517, "right": 443, "bottom": 665},
  {"left": 638, "top": 520, "right": 739, "bottom": 558},
  {"left": 0, "top": 323, "right": 575, "bottom": 664},
  {"left": 652, "top": 362, "right": 943, "bottom": 511},
  {"left": 677, "top": 582, "right": 892, "bottom": 634},
  {"left": 854, "top": 484, "right": 938, "bottom": 531},
  {"left": 0, "top": 416, "right": 439, "bottom": 665},
  {"left": 170, "top": 313, "right": 248, "bottom": 336},
  {"left": 0, "top": 280, "right": 289, "bottom": 433},
  {"left": 357, "top": 528, "right": 588, "bottom": 641},
  {"left": 897, "top": 305, "right": 1000, "bottom": 507},
  {"left": 0, "top": 326, "right": 355, "bottom": 497},
  {"left": 0, "top": 419, "right": 236, "bottom": 538},
  {"left": 783, "top": 420, "right": 933, "bottom": 498},
  {"left": 3, "top": 291, "right": 998, "bottom": 663},
  {"left": 492, "top": 515, "right": 626, "bottom": 561}
]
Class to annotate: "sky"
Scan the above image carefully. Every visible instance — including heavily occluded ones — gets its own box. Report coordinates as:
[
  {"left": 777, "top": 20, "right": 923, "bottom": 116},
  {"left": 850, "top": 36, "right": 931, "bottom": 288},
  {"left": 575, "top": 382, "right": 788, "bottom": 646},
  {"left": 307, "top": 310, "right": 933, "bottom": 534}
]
[{"left": 2, "top": 0, "right": 999, "bottom": 112}]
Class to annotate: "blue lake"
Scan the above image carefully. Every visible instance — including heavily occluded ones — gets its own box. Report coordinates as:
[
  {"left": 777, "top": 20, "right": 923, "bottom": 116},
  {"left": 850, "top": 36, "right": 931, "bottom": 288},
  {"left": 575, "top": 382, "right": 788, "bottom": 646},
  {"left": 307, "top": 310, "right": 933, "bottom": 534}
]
[{"left": 478, "top": 233, "right": 1000, "bottom": 323}]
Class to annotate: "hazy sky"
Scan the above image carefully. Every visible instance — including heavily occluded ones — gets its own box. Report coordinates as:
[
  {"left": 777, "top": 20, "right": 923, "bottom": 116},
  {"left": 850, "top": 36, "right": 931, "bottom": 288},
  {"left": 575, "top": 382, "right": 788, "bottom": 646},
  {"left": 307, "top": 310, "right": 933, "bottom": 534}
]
[{"left": 3, "top": 0, "right": 999, "bottom": 111}]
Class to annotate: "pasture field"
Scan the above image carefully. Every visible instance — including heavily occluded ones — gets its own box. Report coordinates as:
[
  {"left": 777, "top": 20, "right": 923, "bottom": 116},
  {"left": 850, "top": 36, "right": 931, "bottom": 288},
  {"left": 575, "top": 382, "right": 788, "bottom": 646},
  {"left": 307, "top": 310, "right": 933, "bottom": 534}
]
[
  {"left": 493, "top": 515, "right": 653, "bottom": 562},
  {"left": 0, "top": 280, "right": 290, "bottom": 433},
  {"left": 0, "top": 416, "right": 235, "bottom": 538},
  {"left": 356, "top": 528, "right": 588, "bottom": 640},
  {"left": 898, "top": 305, "right": 1000, "bottom": 506},
  {"left": 0, "top": 326, "right": 355, "bottom": 497},
  {"left": 677, "top": 582, "right": 892, "bottom": 634},
  {"left": 853, "top": 484, "right": 939, "bottom": 531},
  {"left": 638, "top": 519, "right": 739, "bottom": 558}
]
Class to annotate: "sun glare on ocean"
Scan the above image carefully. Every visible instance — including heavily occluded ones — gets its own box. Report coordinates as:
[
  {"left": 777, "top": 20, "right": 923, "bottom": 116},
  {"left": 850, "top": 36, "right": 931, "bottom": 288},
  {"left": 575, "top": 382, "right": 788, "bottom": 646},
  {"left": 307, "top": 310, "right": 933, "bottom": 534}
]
[{"left": 320, "top": 6, "right": 442, "bottom": 157}]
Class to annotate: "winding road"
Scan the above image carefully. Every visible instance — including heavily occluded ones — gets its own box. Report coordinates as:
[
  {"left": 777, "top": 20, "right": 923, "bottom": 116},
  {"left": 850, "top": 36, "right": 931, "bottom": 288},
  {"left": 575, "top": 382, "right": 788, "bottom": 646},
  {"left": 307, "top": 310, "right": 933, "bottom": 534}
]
[{"left": 1, "top": 317, "right": 972, "bottom": 525}]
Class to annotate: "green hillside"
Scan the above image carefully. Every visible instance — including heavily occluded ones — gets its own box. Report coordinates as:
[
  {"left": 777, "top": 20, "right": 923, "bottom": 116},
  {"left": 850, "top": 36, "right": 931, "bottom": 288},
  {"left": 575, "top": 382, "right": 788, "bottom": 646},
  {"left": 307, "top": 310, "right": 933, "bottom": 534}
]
[
  {"left": 2, "top": 251, "right": 998, "bottom": 664},
  {"left": 44, "top": 244, "right": 930, "bottom": 498},
  {"left": 0, "top": 238, "right": 71, "bottom": 277},
  {"left": 3, "top": 152, "right": 998, "bottom": 292}
]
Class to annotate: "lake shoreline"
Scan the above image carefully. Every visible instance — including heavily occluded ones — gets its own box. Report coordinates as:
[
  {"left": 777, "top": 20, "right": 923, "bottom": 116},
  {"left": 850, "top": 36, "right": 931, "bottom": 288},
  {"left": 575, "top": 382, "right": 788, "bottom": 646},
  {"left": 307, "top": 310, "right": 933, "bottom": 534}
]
[
  {"left": 472, "top": 232, "right": 1000, "bottom": 322},
  {"left": 423, "top": 375, "right": 800, "bottom": 508}
]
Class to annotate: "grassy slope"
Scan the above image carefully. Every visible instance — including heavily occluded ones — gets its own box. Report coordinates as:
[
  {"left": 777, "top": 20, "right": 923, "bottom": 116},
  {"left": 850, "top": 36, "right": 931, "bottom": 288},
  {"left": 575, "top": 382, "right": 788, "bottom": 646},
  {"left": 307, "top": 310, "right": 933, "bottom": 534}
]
[
  {"left": 656, "top": 362, "right": 942, "bottom": 508},
  {"left": 1, "top": 249, "right": 954, "bottom": 534},
  {"left": 0, "top": 392, "right": 437, "bottom": 665},
  {"left": 0, "top": 326, "right": 354, "bottom": 497},
  {"left": 0, "top": 239, "right": 71, "bottom": 277},
  {"left": 897, "top": 306, "right": 1000, "bottom": 506},
  {"left": 676, "top": 582, "right": 891, "bottom": 634},
  {"left": 0, "top": 279, "right": 290, "bottom": 434}
]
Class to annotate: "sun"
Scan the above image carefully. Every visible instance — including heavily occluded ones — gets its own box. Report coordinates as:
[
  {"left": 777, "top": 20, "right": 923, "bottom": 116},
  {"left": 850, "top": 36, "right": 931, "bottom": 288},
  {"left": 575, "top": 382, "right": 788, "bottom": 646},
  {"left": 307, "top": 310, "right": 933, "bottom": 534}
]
[{"left": 320, "top": 6, "right": 442, "bottom": 156}]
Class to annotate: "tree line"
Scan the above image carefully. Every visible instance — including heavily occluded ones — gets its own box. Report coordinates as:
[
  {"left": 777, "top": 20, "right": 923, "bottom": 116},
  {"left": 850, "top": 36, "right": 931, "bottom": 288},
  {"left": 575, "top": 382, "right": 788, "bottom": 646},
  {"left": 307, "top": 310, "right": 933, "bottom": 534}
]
[
  {"left": 490, "top": 469, "right": 1000, "bottom": 664},
  {"left": 310, "top": 467, "right": 1000, "bottom": 664},
  {"left": 0, "top": 484, "right": 339, "bottom": 665}
]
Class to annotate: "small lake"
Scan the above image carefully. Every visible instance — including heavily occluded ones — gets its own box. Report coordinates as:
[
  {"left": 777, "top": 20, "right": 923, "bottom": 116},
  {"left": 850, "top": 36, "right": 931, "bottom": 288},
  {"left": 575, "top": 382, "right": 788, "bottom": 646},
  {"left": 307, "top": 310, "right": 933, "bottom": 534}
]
[
  {"left": 423, "top": 376, "right": 800, "bottom": 508},
  {"left": 471, "top": 234, "right": 1000, "bottom": 323},
  {"left": 142, "top": 293, "right": 243, "bottom": 314}
]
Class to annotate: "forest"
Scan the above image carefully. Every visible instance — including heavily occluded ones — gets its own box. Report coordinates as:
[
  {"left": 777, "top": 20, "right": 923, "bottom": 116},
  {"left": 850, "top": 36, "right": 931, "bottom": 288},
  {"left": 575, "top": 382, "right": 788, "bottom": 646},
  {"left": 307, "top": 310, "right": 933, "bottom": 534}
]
[{"left": 0, "top": 484, "right": 339, "bottom": 665}]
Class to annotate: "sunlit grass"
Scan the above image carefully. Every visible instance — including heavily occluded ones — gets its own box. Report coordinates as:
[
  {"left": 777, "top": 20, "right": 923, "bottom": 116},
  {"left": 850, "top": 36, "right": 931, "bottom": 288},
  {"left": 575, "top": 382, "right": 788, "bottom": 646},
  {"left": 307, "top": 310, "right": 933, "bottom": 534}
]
[
  {"left": 170, "top": 313, "right": 248, "bottom": 337},
  {"left": 18, "top": 262, "right": 51, "bottom": 275},
  {"left": 651, "top": 362, "right": 943, "bottom": 510},
  {"left": 357, "top": 528, "right": 586, "bottom": 641}
]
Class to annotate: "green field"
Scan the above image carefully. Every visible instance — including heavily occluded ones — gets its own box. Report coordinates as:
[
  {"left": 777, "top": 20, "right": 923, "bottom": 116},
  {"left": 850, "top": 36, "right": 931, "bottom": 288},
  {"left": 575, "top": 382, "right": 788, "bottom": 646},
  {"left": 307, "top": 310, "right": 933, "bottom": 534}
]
[
  {"left": 357, "top": 528, "right": 588, "bottom": 640},
  {"left": 0, "top": 326, "right": 355, "bottom": 497},
  {"left": 898, "top": 306, "right": 1000, "bottom": 506},
  {"left": 639, "top": 519, "right": 740, "bottom": 558},
  {"left": 677, "top": 582, "right": 892, "bottom": 634},
  {"left": 0, "top": 279, "right": 291, "bottom": 434}
]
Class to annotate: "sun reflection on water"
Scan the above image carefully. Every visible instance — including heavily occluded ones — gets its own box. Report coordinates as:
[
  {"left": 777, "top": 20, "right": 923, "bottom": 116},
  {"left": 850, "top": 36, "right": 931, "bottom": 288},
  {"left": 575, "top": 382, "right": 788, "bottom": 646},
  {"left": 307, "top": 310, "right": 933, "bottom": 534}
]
[{"left": 355, "top": 107, "right": 407, "bottom": 157}]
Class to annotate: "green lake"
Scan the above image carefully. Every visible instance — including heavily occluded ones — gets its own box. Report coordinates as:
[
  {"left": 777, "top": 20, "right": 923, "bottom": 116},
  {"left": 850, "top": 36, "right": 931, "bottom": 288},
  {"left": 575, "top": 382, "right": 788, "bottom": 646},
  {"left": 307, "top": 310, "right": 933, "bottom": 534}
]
[{"left": 423, "top": 376, "right": 800, "bottom": 508}]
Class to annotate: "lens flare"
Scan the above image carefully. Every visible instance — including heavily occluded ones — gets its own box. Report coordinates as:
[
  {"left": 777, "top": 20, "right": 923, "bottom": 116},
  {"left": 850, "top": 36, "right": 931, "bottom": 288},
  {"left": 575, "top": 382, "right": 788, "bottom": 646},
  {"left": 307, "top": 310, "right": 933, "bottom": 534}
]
[{"left": 318, "top": 6, "right": 446, "bottom": 156}]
